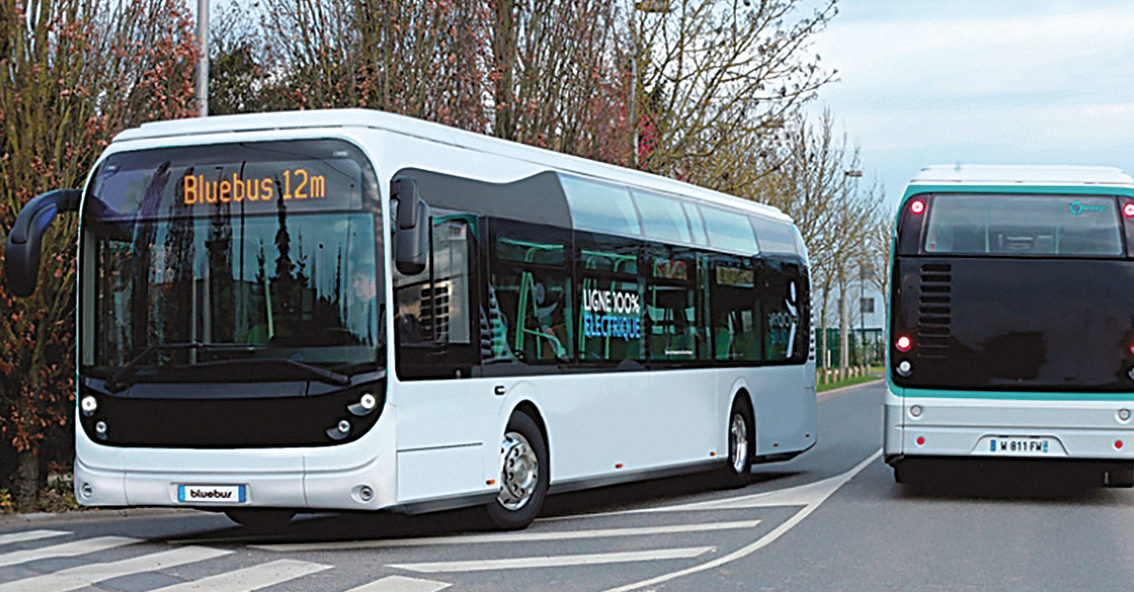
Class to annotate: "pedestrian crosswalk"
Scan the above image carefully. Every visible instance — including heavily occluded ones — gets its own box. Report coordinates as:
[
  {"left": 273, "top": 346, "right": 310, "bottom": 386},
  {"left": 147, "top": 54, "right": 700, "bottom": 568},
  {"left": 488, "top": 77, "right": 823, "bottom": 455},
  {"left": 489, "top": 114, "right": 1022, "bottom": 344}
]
[
  {"left": 0, "top": 535, "right": 138, "bottom": 568},
  {"left": 0, "top": 545, "right": 230, "bottom": 592},
  {"left": 147, "top": 559, "right": 330, "bottom": 592},
  {"left": 0, "top": 514, "right": 756, "bottom": 591},
  {"left": 0, "top": 529, "right": 67, "bottom": 546},
  {"left": 0, "top": 529, "right": 452, "bottom": 592}
]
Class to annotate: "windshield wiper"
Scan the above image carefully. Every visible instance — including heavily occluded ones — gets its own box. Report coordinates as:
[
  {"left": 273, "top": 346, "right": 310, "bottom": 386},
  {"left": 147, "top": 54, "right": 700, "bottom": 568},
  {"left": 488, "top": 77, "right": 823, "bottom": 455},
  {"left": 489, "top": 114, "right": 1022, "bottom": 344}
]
[
  {"left": 106, "top": 342, "right": 229, "bottom": 392},
  {"left": 193, "top": 358, "right": 351, "bottom": 386},
  {"left": 105, "top": 342, "right": 283, "bottom": 392},
  {"left": 105, "top": 342, "right": 354, "bottom": 391}
]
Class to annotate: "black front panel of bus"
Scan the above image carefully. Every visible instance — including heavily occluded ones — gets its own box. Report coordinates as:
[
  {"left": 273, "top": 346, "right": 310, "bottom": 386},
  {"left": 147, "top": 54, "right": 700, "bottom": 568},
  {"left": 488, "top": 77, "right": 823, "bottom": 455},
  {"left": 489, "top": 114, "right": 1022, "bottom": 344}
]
[
  {"left": 890, "top": 257, "right": 1134, "bottom": 391},
  {"left": 77, "top": 377, "right": 386, "bottom": 448}
]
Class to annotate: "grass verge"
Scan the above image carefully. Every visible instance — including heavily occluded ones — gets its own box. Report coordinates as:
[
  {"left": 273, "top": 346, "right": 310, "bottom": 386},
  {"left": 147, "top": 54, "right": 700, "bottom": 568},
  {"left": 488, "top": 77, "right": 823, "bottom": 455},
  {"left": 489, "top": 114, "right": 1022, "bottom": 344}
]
[{"left": 817, "top": 374, "right": 882, "bottom": 393}]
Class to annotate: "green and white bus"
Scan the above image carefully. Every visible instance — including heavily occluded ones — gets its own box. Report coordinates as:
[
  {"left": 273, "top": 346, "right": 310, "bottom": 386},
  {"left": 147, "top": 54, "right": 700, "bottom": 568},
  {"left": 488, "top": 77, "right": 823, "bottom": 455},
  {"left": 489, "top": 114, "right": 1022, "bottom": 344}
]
[{"left": 885, "top": 165, "right": 1134, "bottom": 486}]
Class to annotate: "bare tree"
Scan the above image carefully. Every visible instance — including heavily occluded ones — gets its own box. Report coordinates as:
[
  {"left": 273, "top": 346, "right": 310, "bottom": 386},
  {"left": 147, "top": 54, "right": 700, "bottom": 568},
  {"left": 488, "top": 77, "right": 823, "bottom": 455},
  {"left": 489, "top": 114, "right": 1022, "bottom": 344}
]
[
  {"left": 250, "top": 0, "right": 493, "bottom": 130},
  {"left": 1, "top": 0, "right": 198, "bottom": 511},
  {"left": 490, "top": 0, "right": 631, "bottom": 163},
  {"left": 630, "top": 0, "right": 836, "bottom": 194}
]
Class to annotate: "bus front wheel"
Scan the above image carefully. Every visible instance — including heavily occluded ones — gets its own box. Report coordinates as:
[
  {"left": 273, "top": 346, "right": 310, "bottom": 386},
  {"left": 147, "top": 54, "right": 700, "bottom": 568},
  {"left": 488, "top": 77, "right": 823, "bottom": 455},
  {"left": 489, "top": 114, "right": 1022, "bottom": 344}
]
[
  {"left": 224, "top": 509, "right": 295, "bottom": 532},
  {"left": 485, "top": 411, "right": 548, "bottom": 530}
]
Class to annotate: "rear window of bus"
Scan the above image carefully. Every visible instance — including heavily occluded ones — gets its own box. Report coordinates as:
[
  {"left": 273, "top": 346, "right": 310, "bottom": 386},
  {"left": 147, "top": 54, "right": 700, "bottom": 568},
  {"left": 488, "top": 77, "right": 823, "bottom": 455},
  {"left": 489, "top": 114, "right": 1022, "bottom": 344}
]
[{"left": 923, "top": 193, "right": 1123, "bottom": 257}]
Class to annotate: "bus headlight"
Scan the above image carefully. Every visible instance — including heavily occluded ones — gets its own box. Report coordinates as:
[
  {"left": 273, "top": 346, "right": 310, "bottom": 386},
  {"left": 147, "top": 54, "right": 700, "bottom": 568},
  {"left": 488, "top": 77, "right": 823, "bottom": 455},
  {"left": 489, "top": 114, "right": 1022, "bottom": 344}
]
[
  {"left": 348, "top": 392, "right": 378, "bottom": 416},
  {"left": 80, "top": 396, "right": 98, "bottom": 417},
  {"left": 326, "top": 419, "right": 351, "bottom": 440},
  {"left": 94, "top": 421, "right": 108, "bottom": 440}
]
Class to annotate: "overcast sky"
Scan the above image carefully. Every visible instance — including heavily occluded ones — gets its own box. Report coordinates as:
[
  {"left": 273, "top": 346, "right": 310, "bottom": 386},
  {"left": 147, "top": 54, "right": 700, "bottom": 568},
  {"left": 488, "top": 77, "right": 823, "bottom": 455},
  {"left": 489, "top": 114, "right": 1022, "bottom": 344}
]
[{"left": 809, "top": 0, "right": 1134, "bottom": 207}]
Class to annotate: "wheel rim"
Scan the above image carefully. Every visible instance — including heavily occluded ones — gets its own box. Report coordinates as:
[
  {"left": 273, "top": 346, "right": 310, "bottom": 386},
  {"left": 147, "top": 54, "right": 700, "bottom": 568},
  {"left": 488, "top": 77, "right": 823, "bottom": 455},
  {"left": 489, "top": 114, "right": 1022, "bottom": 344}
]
[
  {"left": 730, "top": 412, "right": 749, "bottom": 474},
  {"left": 497, "top": 431, "right": 539, "bottom": 511}
]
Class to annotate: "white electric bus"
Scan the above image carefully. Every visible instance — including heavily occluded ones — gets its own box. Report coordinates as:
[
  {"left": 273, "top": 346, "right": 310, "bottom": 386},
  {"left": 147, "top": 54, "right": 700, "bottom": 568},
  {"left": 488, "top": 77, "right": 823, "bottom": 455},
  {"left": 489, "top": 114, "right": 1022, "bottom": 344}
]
[
  {"left": 6, "top": 109, "right": 816, "bottom": 529},
  {"left": 885, "top": 165, "right": 1134, "bottom": 486}
]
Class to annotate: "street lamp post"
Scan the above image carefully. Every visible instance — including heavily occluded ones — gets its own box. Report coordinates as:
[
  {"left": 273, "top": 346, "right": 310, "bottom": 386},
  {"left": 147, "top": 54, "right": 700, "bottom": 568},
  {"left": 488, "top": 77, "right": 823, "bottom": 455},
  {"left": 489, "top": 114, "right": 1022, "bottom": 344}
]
[
  {"left": 848, "top": 167, "right": 861, "bottom": 371},
  {"left": 860, "top": 266, "right": 868, "bottom": 369},
  {"left": 630, "top": 1, "right": 672, "bottom": 167},
  {"left": 197, "top": 0, "right": 209, "bottom": 117}
]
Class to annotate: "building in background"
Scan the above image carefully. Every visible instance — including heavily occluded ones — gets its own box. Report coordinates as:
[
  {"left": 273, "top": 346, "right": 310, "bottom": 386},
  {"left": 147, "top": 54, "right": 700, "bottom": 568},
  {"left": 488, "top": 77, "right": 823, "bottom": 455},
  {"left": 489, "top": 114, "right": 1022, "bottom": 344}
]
[{"left": 813, "top": 275, "right": 885, "bottom": 369}]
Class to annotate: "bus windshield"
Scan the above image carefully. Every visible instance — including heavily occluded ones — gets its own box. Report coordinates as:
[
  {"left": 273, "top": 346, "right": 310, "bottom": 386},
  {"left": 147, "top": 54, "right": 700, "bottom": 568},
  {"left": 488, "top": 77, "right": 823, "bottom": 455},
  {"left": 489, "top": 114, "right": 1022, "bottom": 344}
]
[
  {"left": 80, "top": 141, "right": 384, "bottom": 382},
  {"left": 923, "top": 193, "right": 1123, "bottom": 257}
]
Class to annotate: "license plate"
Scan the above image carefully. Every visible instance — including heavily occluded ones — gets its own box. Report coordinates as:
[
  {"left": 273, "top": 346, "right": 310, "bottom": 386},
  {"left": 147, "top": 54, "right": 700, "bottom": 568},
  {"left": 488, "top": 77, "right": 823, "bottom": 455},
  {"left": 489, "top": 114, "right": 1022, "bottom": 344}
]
[
  {"left": 177, "top": 484, "right": 246, "bottom": 504},
  {"left": 980, "top": 436, "right": 1056, "bottom": 456}
]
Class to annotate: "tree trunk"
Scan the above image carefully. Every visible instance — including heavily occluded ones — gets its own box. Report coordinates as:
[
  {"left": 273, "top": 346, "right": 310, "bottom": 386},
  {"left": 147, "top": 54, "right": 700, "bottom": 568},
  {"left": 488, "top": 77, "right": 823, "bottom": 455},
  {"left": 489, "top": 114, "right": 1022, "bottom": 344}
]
[
  {"left": 491, "top": 0, "right": 518, "bottom": 140},
  {"left": 15, "top": 447, "right": 37, "bottom": 512},
  {"left": 838, "top": 274, "right": 849, "bottom": 381},
  {"left": 819, "top": 282, "right": 831, "bottom": 373}
]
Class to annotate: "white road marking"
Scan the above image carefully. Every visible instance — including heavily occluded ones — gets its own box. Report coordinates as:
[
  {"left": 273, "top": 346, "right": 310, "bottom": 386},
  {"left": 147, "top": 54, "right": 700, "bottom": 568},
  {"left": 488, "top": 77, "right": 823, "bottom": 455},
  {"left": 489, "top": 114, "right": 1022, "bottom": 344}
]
[
  {"left": 253, "top": 520, "right": 759, "bottom": 552},
  {"left": 0, "top": 529, "right": 68, "bottom": 547},
  {"left": 345, "top": 575, "right": 452, "bottom": 592},
  {"left": 148, "top": 558, "right": 331, "bottom": 592},
  {"left": 389, "top": 546, "right": 715, "bottom": 573},
  {"left": 0, "top": 535, "right": 139, "bottom": 568},
  {"left": 602, "top": 449, "right": 883, "bottom": 592},
  {"left": 0, "top": 545, "right": 232, "bottom": 592}
]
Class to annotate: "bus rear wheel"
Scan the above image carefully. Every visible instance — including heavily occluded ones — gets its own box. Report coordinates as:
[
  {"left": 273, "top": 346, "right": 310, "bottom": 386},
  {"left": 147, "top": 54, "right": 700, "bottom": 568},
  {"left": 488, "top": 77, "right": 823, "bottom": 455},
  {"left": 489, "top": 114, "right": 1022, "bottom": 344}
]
[
  {"left": 485, "top": 411, "right": 548, "bottom": 530},
  {"left": 720, "top": 398, "right": 754, "bottom": 488}
]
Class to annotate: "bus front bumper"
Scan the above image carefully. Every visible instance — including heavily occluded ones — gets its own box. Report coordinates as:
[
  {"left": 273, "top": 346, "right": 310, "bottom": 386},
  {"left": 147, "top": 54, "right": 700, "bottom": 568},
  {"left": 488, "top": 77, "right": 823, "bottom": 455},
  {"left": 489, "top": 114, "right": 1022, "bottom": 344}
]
[{"left": 74, "top": 405, "right": 398, "bottom": 512}]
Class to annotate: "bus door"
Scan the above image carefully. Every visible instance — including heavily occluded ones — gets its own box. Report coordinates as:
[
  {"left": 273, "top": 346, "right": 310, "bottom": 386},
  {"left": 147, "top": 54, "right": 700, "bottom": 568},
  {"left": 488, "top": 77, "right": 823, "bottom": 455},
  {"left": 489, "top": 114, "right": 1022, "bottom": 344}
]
[{"left": 393, "top": 208, "right": 489, "bottom": 501}]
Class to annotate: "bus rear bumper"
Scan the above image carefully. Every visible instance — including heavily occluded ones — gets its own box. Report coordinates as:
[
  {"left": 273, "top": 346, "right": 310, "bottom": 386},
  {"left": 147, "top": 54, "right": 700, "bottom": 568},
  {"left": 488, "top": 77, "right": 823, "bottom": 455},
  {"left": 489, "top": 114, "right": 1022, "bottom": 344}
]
[{"left": 885, "top": 394, "right": 1134, "bottom": 463}]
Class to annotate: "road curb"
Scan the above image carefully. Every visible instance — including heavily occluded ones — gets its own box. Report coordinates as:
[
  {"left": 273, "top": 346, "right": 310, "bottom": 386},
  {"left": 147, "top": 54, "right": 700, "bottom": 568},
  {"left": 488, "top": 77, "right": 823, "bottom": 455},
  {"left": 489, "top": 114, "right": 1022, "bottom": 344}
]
[
  {"left": 0, "top": 507, "right": 204, "bottom": 528},
  {"left": 817, "top": 378, "right": 882, "bottom": 401}
]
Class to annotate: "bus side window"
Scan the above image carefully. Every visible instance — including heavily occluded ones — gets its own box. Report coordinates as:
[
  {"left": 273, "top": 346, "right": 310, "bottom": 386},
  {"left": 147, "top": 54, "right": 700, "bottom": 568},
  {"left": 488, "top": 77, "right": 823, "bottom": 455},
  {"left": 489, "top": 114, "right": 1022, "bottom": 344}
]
[
  {"left": 645, "top": 244, "right": 699, "bottom": 362},
  {"left": 489, "top": 220, "right": 573, "bottom": 364},
  {"left": 760, "top": 256, "right": 807, "bottom": 362},
  {"left": 706, "top": 255, "right": 762, "bottom": 363},
  {"left": 576, "top": 232, "right": 644, "bottom": 366}
]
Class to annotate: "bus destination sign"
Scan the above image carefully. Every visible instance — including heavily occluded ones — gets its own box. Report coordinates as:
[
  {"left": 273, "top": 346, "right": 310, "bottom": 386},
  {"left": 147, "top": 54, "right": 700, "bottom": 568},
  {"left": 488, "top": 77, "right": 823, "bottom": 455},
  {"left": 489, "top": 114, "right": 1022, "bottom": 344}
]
[{"left": 183, "top": 169, "right": 328, "bottom": 206}]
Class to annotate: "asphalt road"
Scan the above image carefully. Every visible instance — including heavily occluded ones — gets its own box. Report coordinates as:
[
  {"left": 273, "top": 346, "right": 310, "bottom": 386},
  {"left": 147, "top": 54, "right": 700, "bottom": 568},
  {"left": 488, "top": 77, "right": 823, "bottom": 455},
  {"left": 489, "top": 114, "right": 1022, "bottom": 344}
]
[{"left": 3, "top": 380, "right": 1134, "bottom": 591}]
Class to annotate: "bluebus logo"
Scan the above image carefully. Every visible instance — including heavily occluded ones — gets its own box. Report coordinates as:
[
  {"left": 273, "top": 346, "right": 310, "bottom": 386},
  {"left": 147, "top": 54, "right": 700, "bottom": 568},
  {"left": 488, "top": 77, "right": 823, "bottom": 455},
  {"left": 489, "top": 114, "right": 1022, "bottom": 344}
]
[{"left": 1068, "top": 200, "right": 1106, "bottom": 215}]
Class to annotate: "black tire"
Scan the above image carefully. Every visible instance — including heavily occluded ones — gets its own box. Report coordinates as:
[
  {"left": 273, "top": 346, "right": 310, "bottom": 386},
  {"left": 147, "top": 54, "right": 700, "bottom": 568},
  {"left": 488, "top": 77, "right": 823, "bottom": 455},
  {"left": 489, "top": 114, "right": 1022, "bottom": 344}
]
[
  {"left": 485, "top": 411, "right": 549, "bottom": 530},
  {"left": 1103, "top": 466, "right": 1134, "bottom": 488},
  {"left": 224, "top": 509, "right": 295, "bottom": 532},
  {"left": 720, "top": 397, "right": 755, "bottom": 488},
  {"left": 892, "top": 462, "right": 907, "bottom": 484},
  {"left": 893, "top": 459, "right": 931, "bottom": 486}
]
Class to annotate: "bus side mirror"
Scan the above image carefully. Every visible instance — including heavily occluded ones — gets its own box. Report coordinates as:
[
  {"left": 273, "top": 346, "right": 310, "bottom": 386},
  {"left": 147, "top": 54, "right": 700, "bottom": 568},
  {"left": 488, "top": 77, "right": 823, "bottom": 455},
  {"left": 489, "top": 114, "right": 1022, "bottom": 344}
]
[
  {"left": 391, "top": 176, "right": 430, "bottom": 276},
  {"left": 3, "top": 188, "right": 82, "bottom": 297}
]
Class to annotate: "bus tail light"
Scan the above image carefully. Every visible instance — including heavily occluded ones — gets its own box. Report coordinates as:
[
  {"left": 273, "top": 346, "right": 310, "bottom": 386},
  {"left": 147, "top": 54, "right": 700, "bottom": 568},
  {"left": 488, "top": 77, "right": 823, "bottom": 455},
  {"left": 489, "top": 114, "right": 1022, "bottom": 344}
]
[
  {"left": 1123, "top": 198, "right": 1134, "bottom": 257},
  {"left": 916, "top": 436, "right": 926, "bottom": 446},
  {"left": 1116, "top": 440, "right": 1124, "bottom": 450},
  {"left": 895, "top": 335, "right": 912, "bottom": 352}
]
